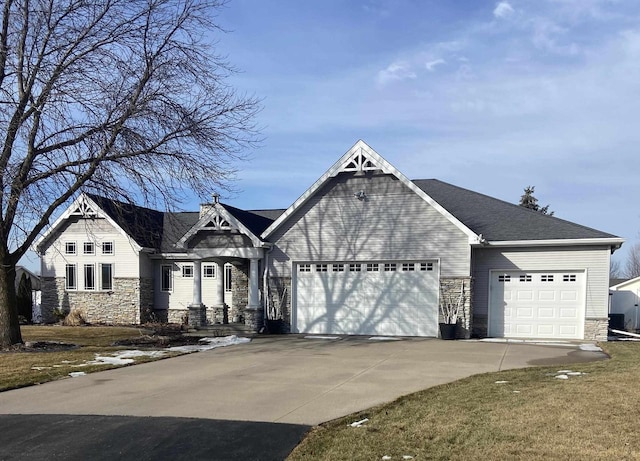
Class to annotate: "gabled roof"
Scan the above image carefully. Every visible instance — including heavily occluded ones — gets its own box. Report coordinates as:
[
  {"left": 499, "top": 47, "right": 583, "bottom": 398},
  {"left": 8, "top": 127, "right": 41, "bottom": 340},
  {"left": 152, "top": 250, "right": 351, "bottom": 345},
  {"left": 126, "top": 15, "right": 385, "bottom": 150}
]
[
  {"left": 223, "top": 205, "right": 285, "bottom": 237},
  {"left": 413, "top": 179, "right": 621, "bottom": 244},
  {"left": 261, "top": 140, "right": 481, "bottom": 243}
]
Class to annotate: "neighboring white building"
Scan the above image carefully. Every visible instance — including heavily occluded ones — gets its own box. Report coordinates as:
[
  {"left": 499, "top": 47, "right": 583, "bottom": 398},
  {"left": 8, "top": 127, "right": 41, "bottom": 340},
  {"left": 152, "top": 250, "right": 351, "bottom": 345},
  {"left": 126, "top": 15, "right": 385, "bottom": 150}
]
[
  {"left": 36, "top": 141, "right": 624, "bottom": 340},
  {"left": 610, "top": 277, "right": 640, "bottom": 330}
]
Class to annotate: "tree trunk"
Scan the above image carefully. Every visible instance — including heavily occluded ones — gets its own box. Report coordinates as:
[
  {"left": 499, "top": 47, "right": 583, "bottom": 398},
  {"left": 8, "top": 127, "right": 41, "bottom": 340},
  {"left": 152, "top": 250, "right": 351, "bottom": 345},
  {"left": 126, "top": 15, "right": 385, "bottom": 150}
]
[{"left": 0, "top": 259, "right": 22, "bottom": 347}]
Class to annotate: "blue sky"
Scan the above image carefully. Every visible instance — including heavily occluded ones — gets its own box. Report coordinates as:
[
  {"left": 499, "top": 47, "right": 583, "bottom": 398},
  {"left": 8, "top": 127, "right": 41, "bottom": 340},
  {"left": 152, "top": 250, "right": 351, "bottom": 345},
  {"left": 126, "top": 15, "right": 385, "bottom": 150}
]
[{"left": 19, "top": 0, "right": 640, "bottom": 271}]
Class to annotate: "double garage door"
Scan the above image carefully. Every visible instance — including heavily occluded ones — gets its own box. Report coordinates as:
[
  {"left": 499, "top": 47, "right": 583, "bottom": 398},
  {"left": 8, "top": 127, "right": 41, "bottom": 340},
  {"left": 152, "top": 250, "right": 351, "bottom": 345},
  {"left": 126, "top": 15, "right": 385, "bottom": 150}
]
[
  {"left": 294, "top": 261, "right": 439, "bottom": 337},
  {"left": 489, "top": 270, "right": 585, "bottom": 339}
]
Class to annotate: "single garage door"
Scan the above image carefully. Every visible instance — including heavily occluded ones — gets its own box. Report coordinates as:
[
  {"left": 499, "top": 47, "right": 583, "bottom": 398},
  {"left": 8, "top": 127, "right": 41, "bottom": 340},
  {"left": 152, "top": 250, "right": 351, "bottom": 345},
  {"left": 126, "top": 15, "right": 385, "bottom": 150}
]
[
  {"left": 489, "top": 271, "right": 585, "bottom": 339},
  {"left": 294, "top": 261, "right": 439, "bottom": 337}
]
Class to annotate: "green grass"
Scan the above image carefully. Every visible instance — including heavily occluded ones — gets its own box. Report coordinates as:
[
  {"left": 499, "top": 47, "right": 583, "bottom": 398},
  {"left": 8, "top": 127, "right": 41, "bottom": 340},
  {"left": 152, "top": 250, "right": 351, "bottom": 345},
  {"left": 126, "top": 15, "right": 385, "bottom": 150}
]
[
  {"left": 288, "top": 342, "right": 640, "bottom": 460},
  {"left": 0, "top": 325, "right": 176, "bottom": 391}
]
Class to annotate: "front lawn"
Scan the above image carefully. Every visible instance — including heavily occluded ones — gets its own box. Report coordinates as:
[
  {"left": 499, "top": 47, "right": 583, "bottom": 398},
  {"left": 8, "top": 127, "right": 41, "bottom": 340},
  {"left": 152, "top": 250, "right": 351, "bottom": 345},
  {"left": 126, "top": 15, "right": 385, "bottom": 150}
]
[
  {"left": 289, "top": 342, "right": 640, "bottom": 460},
  {"left": 0, "top": 325, "right": 182, "bottom": 391}
]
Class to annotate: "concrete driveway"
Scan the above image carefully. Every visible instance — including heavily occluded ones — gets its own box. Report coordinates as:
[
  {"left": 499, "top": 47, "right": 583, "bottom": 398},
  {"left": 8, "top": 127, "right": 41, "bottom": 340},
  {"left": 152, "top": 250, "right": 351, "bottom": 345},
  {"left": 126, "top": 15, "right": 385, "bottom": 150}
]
[{"left": 0, "top": 335, "right": 605, "bottom": 425}]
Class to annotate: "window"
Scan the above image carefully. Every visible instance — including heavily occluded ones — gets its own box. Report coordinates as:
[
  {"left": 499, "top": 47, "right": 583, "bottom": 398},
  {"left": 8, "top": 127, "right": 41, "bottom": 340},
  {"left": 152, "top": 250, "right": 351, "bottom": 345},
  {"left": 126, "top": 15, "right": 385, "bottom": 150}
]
[
  {"left": 366, "top": 263, "right": 379, "bottom": 272},
  {"left": 316, "top": 264, "right": 328, "bottom": 272},
  {"left": 563, "top": 274, "right": 576, "bottom": 282},
  {"left": 161, "top": 265, "right": 173, "bottom": 292},
  {"left": 102, "top": 242, "right": 114, "bottom": 255},
  {"left": 519, "top": 274, "right": 532, "bottom": 282},
  {"left": 402, "top": 263, "right": 415, "bottom": 271},
  {"left": 299, "top": 264, "right": 311, "bottom": 272},
  {"left": 498, "top": 275, "right": 511, "bottom": 282},
  {"left": 65, "top": 264, "right": 77, "bottom": 290},
  {"left": 384, "top": 263, "right": 397, "bottom": 272},
  {"left": 100, "top": 263, "right": 113, "bottom": 290},
  {"left": 84, "top": 264, "right": 95, "bottom": 290},
  {"left": 349, "top": 263, "right": 361, "bottom": 272},
  {"left": 203, "top": 264, "right": 216, "bottom": 278},
  {"left": 420, "top": 263, "right": 433, "bottom": 271},
  {"left": 332, "top": 264, "right": 345, "bottom": 272},
  {"left": 182, "top": 264, "right": 194, "bottom": 278},
  {"left": 541, "top": 274, "right": 554, "bottom": 282},
  {"left": 83, "top": 242, "right": 95, "bottom": 255},
  {"left": 224, "top": 264, "right": 232, "bottom": 292},
  {"left": 65, "top": 242, "right": 76, "bottom": 255}
]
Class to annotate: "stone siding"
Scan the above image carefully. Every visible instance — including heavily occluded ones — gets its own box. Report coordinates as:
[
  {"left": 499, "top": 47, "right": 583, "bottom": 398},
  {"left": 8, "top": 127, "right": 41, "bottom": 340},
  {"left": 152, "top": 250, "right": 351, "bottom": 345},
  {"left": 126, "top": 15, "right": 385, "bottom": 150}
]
[
  {"left": 585, "top": 318, "right": 608, "bottom": 341},
  {"left": 439, "top": 277, "right": 473, "bottom": 339},
  {"left": 230, "top": 262, "right": 249, "bottom": 321},
  {"left": 266, "top": 277, "right": 291, "bottom": 333},
  {"left": 41, "top": 277, "right": 144, "bottom": 324}
]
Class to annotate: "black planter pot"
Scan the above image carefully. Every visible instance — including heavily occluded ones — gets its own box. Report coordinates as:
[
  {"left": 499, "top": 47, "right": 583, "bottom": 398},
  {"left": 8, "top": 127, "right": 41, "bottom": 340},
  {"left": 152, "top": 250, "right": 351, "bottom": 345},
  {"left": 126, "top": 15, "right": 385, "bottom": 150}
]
[
  {"left": 266, "top": 319, "right": 285, "bottom": 334},
  {"left": 439, "top": 322, "right": 458, "bottom": 340}
]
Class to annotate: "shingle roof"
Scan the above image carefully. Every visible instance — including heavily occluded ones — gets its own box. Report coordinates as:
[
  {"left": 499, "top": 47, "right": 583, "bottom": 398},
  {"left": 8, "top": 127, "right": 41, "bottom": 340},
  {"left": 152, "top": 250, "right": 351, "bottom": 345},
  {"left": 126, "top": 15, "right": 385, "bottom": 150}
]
[
  {"left": 87, "top": 194, "right": 164, "bottom": 249},
  {"left": 412, "top": 179, "right": 618, "bottom": 241},
  {"left": 160, "top": 212, "right": 200, "bottom": 251},
  {"left": 222, "top": 204, "right": 285, "bottom": 237}
]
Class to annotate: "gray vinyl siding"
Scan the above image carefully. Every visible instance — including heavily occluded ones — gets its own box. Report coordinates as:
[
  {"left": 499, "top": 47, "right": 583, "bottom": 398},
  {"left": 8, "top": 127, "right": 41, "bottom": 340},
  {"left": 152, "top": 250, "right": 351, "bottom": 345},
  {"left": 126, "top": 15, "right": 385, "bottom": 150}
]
[
  {"left": 472, "top": 246, "right": 611, "bottom": 321},
  {"left": 269, "top": 172, "right": 470, "bottom": 277}
]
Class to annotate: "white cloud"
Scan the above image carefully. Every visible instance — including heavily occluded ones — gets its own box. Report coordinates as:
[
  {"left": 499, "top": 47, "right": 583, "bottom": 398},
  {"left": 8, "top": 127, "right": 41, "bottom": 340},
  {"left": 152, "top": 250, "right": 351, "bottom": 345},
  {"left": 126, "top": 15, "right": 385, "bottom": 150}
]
[
  {"left": 493, "top": 2, "right": 515, "bottom": 19},
  {"left": 376, "top": 61, "right": 417, "bottom": 86},
  {"left": 425, "top": 59, "right": 445, "bottom": 71}
]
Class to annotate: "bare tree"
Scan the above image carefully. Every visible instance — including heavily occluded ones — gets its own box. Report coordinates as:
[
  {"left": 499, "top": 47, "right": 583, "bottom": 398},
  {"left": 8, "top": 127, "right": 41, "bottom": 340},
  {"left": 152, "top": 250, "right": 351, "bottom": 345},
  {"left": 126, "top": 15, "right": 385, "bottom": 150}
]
[
  {"left": 0, "top": 0, "right": 260, "bottom": 347},
  {"left": 625, "top": 243, "right": 640, "bottom": 279},
  {"left": 610, "top": 258, "right": 622, "bottom": 279}
]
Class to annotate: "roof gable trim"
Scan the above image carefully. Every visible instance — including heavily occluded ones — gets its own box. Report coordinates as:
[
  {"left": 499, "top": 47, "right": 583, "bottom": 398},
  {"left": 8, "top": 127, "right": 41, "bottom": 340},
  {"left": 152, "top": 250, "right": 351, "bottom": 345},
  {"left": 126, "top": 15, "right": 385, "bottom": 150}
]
[
  {"left": 261, "top": 140, "right": 480, "bottom": 242},
  {"left": 175, "top": 203, "right": 264, "bottom": 249}
]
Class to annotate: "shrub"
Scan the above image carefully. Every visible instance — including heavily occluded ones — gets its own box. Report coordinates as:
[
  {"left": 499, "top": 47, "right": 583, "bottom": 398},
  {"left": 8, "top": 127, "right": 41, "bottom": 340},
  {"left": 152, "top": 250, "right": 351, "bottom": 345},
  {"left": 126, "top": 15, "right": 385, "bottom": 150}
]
[{"left": 62, "top": 309, "right": 87, "bottom": 326}]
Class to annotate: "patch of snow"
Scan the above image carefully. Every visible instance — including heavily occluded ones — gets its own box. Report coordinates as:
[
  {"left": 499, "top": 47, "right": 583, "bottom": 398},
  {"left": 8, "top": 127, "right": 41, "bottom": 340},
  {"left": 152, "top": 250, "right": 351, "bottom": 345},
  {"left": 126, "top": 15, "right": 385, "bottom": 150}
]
[
  {"left": 168, "top": 335, "right": 250, "bottom": 353},
  {"left": 382, "top": 457, "right": 392, "bottom": 460},
  {"left": 304, "top": 335, "right": 339, "bottom": 340},
  {"left": 615, "top": 338, "right": 640, "bottom": 341},
  {"left": 403, "top": 456, "right": 414, "bottom": 460},
  {"left": 86, "top": 349, "right": 168, "bottom": 366},
  {"left": 555, "top": 374, "right": 569, "bottom": 380},
  {"left": 567, "top": 371, "right": 584, "bottom": 376},
  {"left": 495, "top": 380, "right": 509, "bottom": 384},
  {"left": 369, "top": 336, "right": 401, "bottom": 341},
  {"left": 68, "top": 372, "right": 86, "bottom": 378},
  {"left": 513, "top": 390, "right": 521, "bottom": 393},
  {"left": 31, "top": 366, "right": 51, "bottom": 371},
  {"left": 579, "top": 343, "right": 602, "bottom": 352},
  {"left": 349, "top": 418, "right": 369, "bottom": 427}
]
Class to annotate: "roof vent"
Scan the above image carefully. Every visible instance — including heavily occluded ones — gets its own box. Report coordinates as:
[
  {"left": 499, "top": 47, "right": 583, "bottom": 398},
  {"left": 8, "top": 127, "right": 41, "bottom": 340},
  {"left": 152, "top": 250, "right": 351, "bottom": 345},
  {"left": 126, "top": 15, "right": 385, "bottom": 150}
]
[{"left": 212, "top": 193, "right": 220, "bottom": 204}]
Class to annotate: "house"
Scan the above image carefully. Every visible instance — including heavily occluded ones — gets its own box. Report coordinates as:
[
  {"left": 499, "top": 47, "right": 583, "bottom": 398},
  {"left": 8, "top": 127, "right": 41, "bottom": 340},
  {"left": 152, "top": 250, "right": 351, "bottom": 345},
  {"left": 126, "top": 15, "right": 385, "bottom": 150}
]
[
  {"left": 609, "top": 276, "right": 640, "bottom": 331},
  {"left": 36, "top": 141, "right": 623, "bottom": 340}
]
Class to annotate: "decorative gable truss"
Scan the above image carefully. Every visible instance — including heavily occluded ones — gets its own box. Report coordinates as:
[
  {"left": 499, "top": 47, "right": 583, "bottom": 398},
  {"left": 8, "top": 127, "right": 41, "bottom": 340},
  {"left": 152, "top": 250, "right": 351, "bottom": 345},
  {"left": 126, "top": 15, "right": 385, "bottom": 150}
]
[
  {"left": 261, "top": 140, "right": 482, "bottom": 244},
  {"left": 35, "top": 193, "right": 143, "bottom": 254},
  {"left": 175, "top": 203, "right": 265, "bottom": 249}
]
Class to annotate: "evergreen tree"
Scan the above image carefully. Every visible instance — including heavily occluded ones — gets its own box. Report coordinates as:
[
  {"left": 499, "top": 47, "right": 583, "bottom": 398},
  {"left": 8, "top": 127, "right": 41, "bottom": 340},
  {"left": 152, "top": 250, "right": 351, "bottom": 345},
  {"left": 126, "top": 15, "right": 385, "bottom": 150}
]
[{"left": 519, "top": 186, "right": 554, "bottom": 216}]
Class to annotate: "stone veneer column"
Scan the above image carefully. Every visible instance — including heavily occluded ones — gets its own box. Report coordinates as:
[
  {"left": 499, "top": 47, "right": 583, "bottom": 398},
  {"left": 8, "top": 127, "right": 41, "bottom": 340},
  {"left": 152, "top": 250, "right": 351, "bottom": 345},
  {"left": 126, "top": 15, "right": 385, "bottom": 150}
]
[{"left": 244, "top": 257, "right": 263, "bottom": 331}]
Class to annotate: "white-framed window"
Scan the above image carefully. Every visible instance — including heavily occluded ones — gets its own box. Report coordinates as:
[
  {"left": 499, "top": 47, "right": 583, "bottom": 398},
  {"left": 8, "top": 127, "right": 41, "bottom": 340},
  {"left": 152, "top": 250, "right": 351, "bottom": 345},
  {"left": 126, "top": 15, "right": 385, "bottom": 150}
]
[
  {"left": 224, "top": 264, "right": 232, "bottom": 292},
  {"left": 316, "top": 264, "right": 328, "bottom": 272},
  {"left": 65, "top": 264, "right": 77, "bottom": 290},
  {"left": 102, "top": 241, "right": 114, "bottom": 255},
  {"left": 84, "top": 264, "right": 95, "bottom": 290},
  {"left": 203, "top": 264, "right": 216, "bottom": 278},
  {"left": 182, "top": 264, "right": 194, "bottom": 278},
  {"left": 420, "top": 263, "right": 433, "bottom": 271},
  {"left": 384, "top": 263, "right": 397, "bottom": 272},
  {"left": 65, "top": 242, "right": 76, "bottom": 255},
  {"left": 541, "top": 274, "right": 554, "bottom": 282},
  {"left": 332, "top": 263, "right": 345, "bottom": 272},
  {"left": 519, "top": 274, "right": 532, "bottom": 282},
  {"left": 402, "top": 263, "right": 415, "bottom": 271},
  {"left": 563, "top": 274, "right": 576, "bottom": 282},
  {"left": 498, "top": 274, "right": 511, "bottom": 282},
  {"left": 366, "top": 263, "right": 379, "bottom": 272},
  {"left": 83, "top": 242, "right": 95, "bottom": 255},
  {"left": 299, "top": 264, "right": 311, "bottom": 272},
  {"left": 161, "top": 265, "right": 173, "bottom": 292},
  {"left": 100, "top": 263, "right": 113, "bottom": 291},
  {"left": 349, "top": 263, "right": 361, "bottom": 272}
]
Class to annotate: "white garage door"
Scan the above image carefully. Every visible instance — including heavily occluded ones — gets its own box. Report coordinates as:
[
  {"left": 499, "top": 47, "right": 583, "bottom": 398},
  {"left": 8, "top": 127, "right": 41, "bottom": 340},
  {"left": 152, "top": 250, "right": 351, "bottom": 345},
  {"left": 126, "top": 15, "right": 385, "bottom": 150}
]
[
  {"left": 489, "top": 271, "right": 585, "bottom": 339},
  {"left": 294, "top": 261, "right": 439, "bottom": 337}
]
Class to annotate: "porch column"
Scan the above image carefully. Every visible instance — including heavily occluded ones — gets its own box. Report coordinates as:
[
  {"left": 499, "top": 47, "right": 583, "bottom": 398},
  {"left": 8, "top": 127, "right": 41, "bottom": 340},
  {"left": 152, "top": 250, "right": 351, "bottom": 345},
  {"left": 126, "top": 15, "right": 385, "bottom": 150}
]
[
  {"left": 188, "top": 259, "right": 205, "bottom": 328},
  {"left": 247, "top": 257, "right": 260, "bottom": 310},
  {"left": 192, "top": 259, "right": 202, "bottom": 305},
  {"left": 214, "top": 262, "right": 228, "bottom": 324}
]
